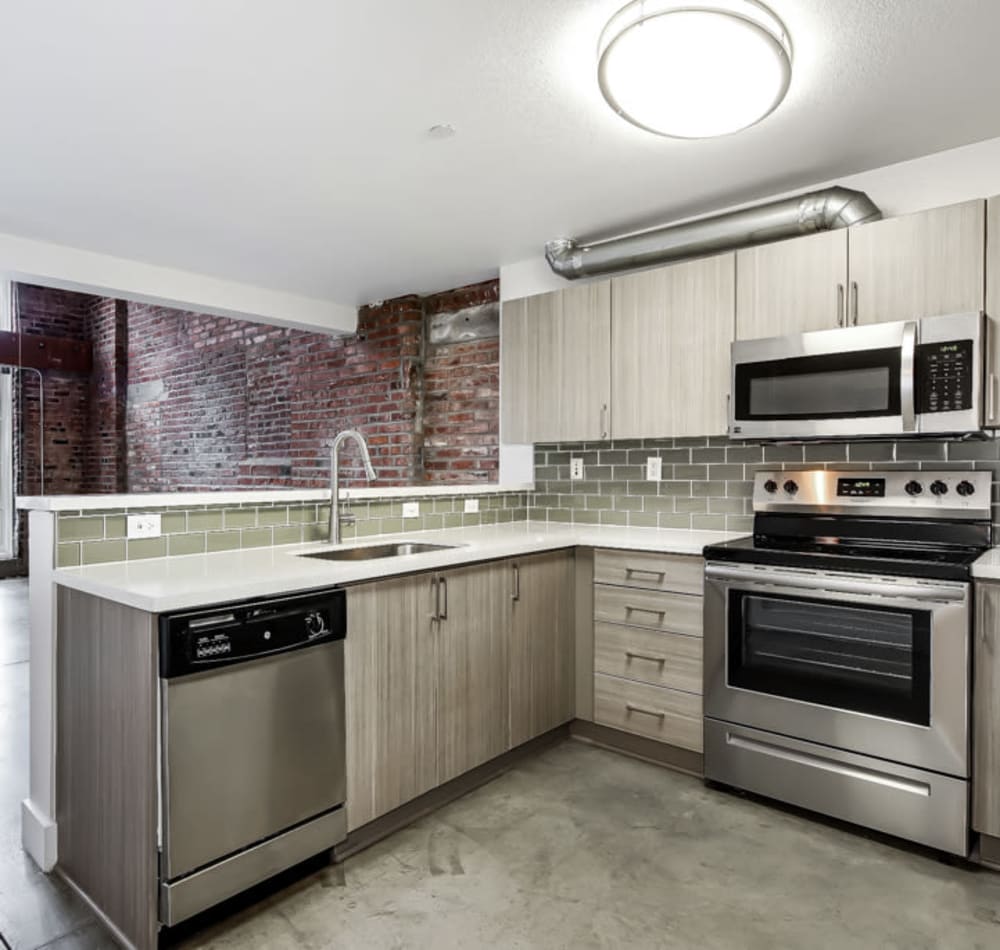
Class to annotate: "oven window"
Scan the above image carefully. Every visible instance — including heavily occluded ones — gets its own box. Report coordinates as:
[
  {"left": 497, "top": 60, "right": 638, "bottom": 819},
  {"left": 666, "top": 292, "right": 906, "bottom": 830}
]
[
  {"left": 735, "top": 346, "right": 901, "bottom": 420},
  {"left": 727, "top": 592, "right": 930, "bottom": 725}
]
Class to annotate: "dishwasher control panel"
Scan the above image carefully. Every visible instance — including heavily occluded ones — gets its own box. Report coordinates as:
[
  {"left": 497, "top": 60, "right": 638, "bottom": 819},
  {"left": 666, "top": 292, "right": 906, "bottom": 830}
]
[{"left": 159, "top": 589, "right": 346, "bottom": 678}]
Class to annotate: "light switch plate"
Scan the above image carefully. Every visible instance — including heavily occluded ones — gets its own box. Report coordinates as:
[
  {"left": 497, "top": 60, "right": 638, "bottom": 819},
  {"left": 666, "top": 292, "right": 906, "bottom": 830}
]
[
  {"left": 646, "top": 457, "right": 663, "bottom": 481},
  {"left": 402, "top": 501, "right": 420, "bottom": 518},
  {"left": 127, "top": 514, "right": 161, "bottom": 539},
  {"left": 570, "top": 458, "right": 584, "bottom": 481},
  {"left": 464, "top": 498, "right": 480, "bottom": 514}
]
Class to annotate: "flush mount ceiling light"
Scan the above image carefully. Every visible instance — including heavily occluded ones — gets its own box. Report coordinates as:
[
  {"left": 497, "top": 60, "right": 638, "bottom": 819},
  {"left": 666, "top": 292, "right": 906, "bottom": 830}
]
[{"left": 597, "top": 0, "right": 792, "bottom": 139}]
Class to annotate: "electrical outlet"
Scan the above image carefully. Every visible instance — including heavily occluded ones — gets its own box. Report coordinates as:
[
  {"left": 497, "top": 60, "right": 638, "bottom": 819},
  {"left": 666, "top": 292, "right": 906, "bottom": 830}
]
[
  {"left": 464, "top": 498, "right": 480, "bottom": 514},
  {"left": 127, "top": 514, "right": 161, "bottom": 539},
  {"left": 570, "top": 457, "right": 585, "bottom": 481},
  {"left": 402, "top": 501, "right": 420, "bottom": 519},
  {"left": 646, "top": 456, "right": 663, "bottom": 481}
]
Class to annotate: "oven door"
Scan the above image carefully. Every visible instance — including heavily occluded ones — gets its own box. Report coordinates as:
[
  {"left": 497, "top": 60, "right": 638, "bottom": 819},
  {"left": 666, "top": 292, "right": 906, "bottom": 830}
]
[
  {"left": 730, "top": 320, "right": 912, "bottom": 440},
  {"left": 703, "top": 563, "right": 969, "bottom": 777}
]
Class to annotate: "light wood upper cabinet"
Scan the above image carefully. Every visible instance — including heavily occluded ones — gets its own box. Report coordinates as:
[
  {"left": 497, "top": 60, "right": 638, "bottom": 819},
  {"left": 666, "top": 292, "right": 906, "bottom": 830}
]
[
  {"left": 436, "top": 560, "right": 511, "bottom": 783},
  {"left": 974, "top": 581, "right": 1000, "bottom": 837},
  {"left": 500, "top": 281, "right": 611, "bottom": 443},
  {"left": 984, "top": 195, "right": 1000, "bottom": 427},
  {"left": 509, "top": 551, "right": 576, "bottom": 747},
  {"left": 736, "top": 230, "right": 848, "bottom": 338},
  {"left": 612, "top": 253, "right": 735, "bottom": 439},
  {"left": 848, "top": 199, "right": 985, "bottom": 326}
]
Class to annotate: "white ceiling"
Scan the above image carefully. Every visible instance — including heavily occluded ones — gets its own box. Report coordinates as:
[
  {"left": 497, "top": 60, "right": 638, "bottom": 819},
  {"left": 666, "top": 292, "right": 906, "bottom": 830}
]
[{"left": 2, "top": 0, "right": 1000, "bottom": 307}]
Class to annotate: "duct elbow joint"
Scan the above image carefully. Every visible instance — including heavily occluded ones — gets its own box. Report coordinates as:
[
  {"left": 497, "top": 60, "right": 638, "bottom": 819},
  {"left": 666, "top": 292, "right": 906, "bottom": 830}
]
[{"left": 544, "top": 238, "right": 583, "bottom": 279}]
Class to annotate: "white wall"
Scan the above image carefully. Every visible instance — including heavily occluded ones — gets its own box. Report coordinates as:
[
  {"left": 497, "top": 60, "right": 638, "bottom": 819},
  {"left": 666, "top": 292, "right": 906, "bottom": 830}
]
[{"left": 0, "top": 230, "right": 357, "bottom": 334}]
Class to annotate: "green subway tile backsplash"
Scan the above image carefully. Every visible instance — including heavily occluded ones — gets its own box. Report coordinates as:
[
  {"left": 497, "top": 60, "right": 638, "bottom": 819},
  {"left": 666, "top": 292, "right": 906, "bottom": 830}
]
[
  {"left": 529, "top": 435, "right": 1000, "bottom": 534},
  {"left": 54, "top": 491, "right": 530, "bottom": 566}
]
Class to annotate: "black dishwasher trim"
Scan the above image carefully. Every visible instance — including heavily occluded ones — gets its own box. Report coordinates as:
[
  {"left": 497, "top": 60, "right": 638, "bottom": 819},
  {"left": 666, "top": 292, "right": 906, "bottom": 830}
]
[{"left": 159, "top": 588, "right": 346, "bottom": 678}]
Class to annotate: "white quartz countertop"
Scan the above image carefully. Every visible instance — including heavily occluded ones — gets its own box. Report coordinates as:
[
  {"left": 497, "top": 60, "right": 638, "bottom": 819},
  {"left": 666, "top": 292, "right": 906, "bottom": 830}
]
[
  {"left": 972, "top": 548, "right": 1000, "bottom": 580},
  {"left": 52, "top": 521, "right": 746, "bottom": 613}
]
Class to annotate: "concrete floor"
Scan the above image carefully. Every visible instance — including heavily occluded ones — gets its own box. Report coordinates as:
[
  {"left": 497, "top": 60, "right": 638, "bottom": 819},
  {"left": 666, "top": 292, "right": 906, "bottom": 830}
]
[{"left": 2, "top": 577, "right": 1000, "bottom": 949}]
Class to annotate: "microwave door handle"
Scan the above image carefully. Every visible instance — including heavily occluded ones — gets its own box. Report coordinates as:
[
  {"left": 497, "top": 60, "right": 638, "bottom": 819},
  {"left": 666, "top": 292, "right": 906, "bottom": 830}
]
[{"left": 900, "top": 320, "right": 918, "bottom": 432}]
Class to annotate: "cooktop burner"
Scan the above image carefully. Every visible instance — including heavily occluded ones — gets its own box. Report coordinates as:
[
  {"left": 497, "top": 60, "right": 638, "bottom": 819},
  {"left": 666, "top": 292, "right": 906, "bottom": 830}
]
[{"left": 703, "top": 468, "right": 992, "bottom": 582}]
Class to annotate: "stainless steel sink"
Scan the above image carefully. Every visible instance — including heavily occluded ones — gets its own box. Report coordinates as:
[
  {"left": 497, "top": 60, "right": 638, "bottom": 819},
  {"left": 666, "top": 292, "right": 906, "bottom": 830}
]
[{"left": 300, "top": 542, "right": 456, "bottom": 562}]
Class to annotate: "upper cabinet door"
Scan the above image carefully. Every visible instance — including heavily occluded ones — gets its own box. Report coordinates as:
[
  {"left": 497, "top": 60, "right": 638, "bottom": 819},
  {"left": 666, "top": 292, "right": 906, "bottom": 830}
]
[
  {"left": 848, "top": 199, "right": 986, "bottom": 326},
  {"left": 612, "top": 254, "right": 735, "bottom": 439},
  {"left": 736, "top": 229, "right": 848, "bottom": 339},
  {"left": 500, "top": 282, "right": 611, "bottom": 443},
  {"left": 986, "top": 196, "right": 1000, "bottom": 427}
]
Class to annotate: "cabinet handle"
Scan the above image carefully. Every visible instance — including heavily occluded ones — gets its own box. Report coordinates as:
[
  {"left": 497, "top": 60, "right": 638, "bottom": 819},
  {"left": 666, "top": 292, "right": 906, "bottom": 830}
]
[
  {"left": 625, "top": 605, "right": 666, "bottom": 618},
  {"left": 625, "top": 702, "right": 666, "bottom": 720},
  {"left": 985, "top": 591, "right": 995, "bottom": 651},
  {"left": 625, "top": 649, "right": 667, "bottom": 665},
  {"left": 430, "top": 576, "right": 440, "bottom": 622},
  {"left": 511, "top": 564, "right": 520, "bottom": 602},
  {"left": 836, "top": 283, "right": 845, "bottom": 327},
  {"left": 988, "top": 372, "right": 997, "bottom": 424},
  {"left": 439, "top": 576, "right": 448, "bottom": 620},
  {"left": 599, "top": 403, "right": 609, "bottom": 439},
  {"left": 625, "top": 566, "right": 666, "bottom": 579},
  {"left": 850, "top": 281, "right": 859, "bottom": 325}
]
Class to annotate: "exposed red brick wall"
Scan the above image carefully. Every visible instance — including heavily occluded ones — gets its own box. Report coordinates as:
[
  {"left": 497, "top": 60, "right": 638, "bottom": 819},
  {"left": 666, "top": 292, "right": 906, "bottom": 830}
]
[
  {"left": 85, "top": 298, "right": 128, "bottom": 492},
  {"left": 423, "top": 280, "right": 499, "bottom": 483}
]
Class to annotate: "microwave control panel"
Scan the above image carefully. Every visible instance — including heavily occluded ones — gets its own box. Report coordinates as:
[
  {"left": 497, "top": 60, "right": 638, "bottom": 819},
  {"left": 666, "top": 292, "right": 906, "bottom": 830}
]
[{"left": 915, "top": 339, "right": 973, "bottom": 414}]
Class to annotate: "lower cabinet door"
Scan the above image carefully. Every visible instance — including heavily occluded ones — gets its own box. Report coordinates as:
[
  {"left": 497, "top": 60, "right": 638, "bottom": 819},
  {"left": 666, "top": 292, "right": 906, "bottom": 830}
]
[
  {"left": 509, "top": 551, "right": 576, "bottom": 747},
  {"left": 594, "top": 673, "right": 703, "bottom": 752},
  {"left": 345, "top": 574, "right": 439, "bottom": 830},
  {"left": 437, "top": 561, "right": 511, "bottom": 783}
]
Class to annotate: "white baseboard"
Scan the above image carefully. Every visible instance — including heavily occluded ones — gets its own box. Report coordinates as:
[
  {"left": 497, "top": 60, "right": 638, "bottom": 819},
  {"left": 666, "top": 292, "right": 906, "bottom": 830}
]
[{"left": 21, "top": 797, "right": 57, "bottom": 871}]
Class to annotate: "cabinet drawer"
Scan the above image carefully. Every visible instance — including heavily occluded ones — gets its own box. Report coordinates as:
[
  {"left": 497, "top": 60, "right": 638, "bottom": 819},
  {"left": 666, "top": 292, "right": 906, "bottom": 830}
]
[
  {"left": 594, "top": 584, "right": 702, "bottom": 637},
  {"left": 594, "top": 549, "right": 702, "bottom": 594},
  {"left": 594, "top": 673, "right": 703, "bottom": 752},
  {"left": 594, "top": 622, "right": 702, "bottom": 693}
]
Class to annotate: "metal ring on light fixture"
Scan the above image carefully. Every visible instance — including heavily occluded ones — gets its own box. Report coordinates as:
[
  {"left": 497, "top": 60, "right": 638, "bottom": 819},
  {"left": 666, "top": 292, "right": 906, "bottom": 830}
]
[{"left": 597, "top": 0, "right": 793, "bottom": 139}]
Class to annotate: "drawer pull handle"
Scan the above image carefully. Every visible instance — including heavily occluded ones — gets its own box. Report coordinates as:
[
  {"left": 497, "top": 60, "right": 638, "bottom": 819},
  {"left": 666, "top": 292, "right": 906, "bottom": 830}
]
[
  {"left": 625, "top": 567, "right": 666, "bottom": 578},
  {"left": 625, "top": 649, "right": 667, "bottom": 665},
  {"left": 625, "top": 702, "right": 666, "bottom": 720},
  {"left": 625, "top": 605, "right": 666, "bottom": 618}
]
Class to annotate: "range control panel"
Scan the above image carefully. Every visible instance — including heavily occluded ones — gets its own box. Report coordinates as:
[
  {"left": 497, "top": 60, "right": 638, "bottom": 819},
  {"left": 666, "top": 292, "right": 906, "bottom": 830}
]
[
  {"left": 915, "top": 339, "right": 973, "bottom": 414},
  {"left": 754, "top": 469, "right": 992, "bottom": 520},
  {"left": 160, "top": 589, "right": 346, "bottom": 678}
]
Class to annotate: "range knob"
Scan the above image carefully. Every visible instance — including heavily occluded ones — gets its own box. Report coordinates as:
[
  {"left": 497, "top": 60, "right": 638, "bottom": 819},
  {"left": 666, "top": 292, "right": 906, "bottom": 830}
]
[
  {"left": 956, "top": 480, "right": 976, "bottom": 497},
  {"left": 904, "top": 480, "right": 923, "bottom": 496},
  {"left": 929, "top": 480, "right": 948, "bottom": 496},
  {"left": 304, "top": 610, "right": 328, "bottom": 637},
  {"left": 763, "top": 479, "right": 779, "bottom": 494},
  {"left": 783, "top": 479, "right": 799, "bottom": 495}
]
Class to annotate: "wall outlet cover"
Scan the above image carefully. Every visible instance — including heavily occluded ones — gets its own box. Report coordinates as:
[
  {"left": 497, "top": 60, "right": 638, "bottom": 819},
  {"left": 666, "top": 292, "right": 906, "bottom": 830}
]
[
  {"left": 464, "top": 498, "right": 480, "bottom": 514},
  {"left": 402, "top": 501, "right": 420, "bottom": 518},
  {"left": 646, "top": 456, "right": 663, "bottom": 481},
  {"left": 570, "top": 458, "right": 585, "bottom": 481},
  {"left": 127, "top": 513, "right": 162, "bottom": 539}
]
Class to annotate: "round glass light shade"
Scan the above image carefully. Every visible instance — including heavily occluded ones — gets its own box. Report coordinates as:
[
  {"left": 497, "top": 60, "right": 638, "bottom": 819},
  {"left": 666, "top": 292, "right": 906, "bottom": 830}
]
[{"left": 598, "top": 0, "right": 792, "bottom": 139}]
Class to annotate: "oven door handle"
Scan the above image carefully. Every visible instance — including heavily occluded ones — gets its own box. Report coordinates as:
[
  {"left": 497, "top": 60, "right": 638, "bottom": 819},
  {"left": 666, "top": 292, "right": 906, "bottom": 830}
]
[{"left": 704, "top": 564, "right": 966, "bottom": 603}]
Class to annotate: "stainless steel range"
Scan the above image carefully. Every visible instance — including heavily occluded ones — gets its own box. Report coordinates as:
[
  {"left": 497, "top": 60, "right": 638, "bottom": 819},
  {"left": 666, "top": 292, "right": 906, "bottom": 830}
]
[{"left": 702, "top": 469, "right": 992, "bottom": 855}]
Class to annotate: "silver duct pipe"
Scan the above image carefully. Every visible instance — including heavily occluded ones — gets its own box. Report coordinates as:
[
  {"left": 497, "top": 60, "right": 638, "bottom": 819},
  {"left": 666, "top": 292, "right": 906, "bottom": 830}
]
[{"left": 544, "top": 187, "right": 882, "bottom": 280}]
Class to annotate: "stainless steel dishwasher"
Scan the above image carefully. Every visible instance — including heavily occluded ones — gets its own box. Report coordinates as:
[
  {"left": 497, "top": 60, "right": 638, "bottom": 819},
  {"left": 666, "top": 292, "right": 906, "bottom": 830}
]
[{"left": 158, "top": 588, "right": 347, "bottom": 926}]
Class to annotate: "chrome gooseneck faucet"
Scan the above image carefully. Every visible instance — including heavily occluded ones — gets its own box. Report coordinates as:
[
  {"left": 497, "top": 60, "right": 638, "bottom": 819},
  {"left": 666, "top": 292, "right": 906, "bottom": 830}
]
[{"left": 329, "top": 429, "right": 377, "bottom": 544}]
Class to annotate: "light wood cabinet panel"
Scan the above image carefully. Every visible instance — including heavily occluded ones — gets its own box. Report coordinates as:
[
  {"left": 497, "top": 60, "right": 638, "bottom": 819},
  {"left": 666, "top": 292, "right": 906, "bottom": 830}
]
[
  {"left": 612, "top": 254, "right": 735, "bottom": 439},
  {"left": 345, "top": 574, "right": 439, "bottom": 830},
  {"left": 594, "top": 622, "right": 702, "bottom": 694},
  {"left": 437, "top": 561, "right": 511, "bottom": 783},
  {"left": 500, "top": 282, "right": 611, "bottom": 443},
  {"left": 974, "top": 582, "right": 1000, "bottom": 835},
  {"left": 509, "top": 551, "right": 576, "bottom": 747},
  {"left": 594, "top": 584, "right": 703, "bottom": 637},
  {"left": 593, "top": 548, "right": 703, "bottom": 595},
  {"left": 985, "top": 196, "right": 1000, "bottom": 427},
  {"left": 736, "top": 229, "right": 848, "bottom": 338},
  {"left": 594, "top": 673, "right": 703, "bottom": 752},
  {"left": 848, "top": 199, "right": 985, "bottom": 326}
]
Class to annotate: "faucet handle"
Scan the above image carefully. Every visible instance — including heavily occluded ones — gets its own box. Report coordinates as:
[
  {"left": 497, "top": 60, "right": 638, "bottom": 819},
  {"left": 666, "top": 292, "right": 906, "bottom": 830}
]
[{"left": 339, "top": 511, "right": 357, "bottom": 526}]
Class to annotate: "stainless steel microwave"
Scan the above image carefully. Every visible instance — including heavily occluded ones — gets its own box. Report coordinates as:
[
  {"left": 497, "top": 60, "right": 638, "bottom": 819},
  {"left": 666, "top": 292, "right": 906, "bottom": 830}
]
[{"left": 729, "top": 312, "right": 991, "bottom": 440}]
